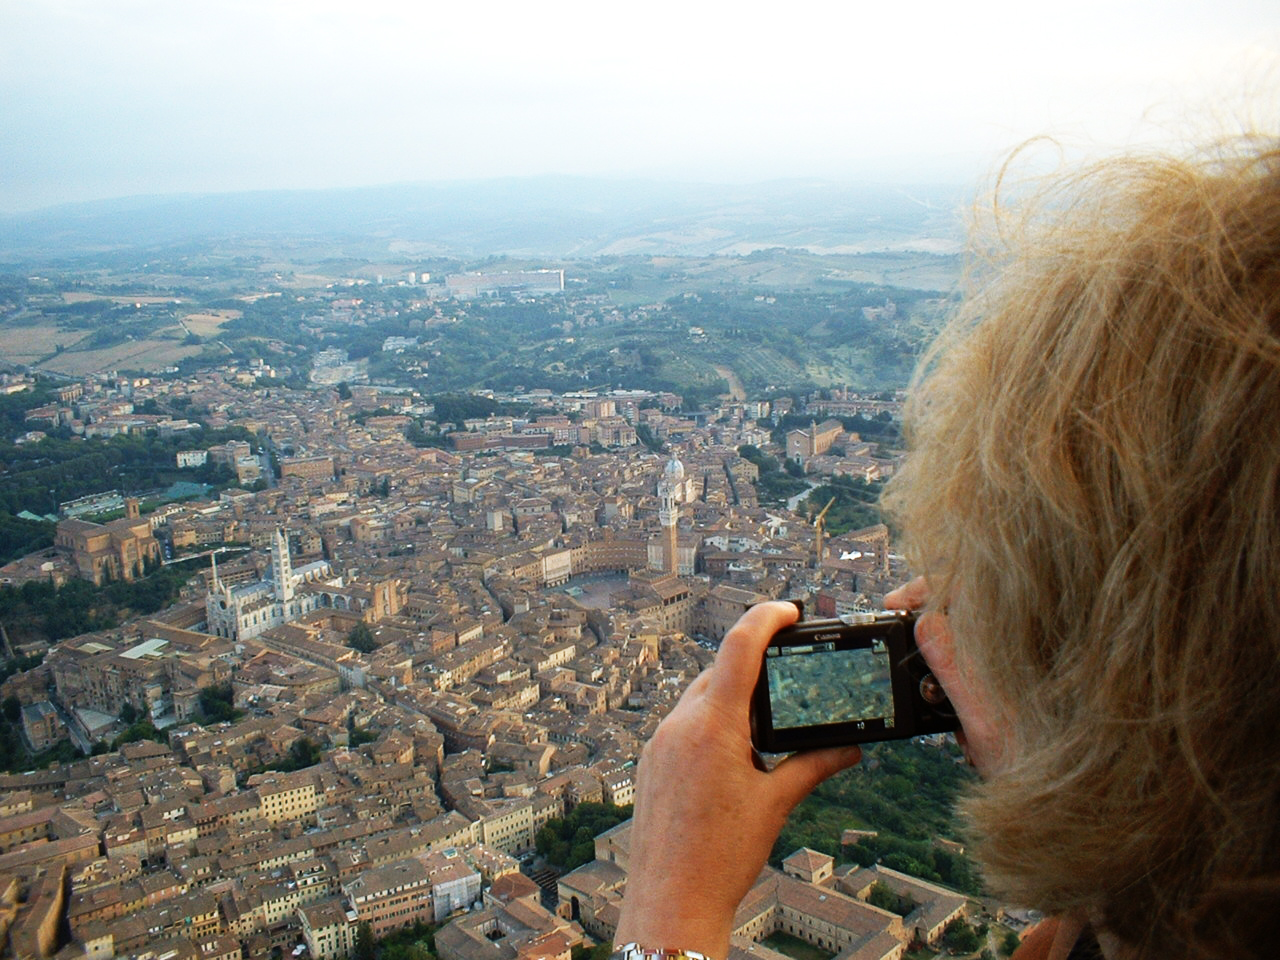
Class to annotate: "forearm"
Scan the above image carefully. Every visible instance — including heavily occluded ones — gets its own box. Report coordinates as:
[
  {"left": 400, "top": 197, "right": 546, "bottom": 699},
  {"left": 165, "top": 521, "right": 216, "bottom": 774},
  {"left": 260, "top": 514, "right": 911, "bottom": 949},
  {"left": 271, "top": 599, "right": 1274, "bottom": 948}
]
[{"left": 614, "top": 602, "right": 861, "bottom": 960}]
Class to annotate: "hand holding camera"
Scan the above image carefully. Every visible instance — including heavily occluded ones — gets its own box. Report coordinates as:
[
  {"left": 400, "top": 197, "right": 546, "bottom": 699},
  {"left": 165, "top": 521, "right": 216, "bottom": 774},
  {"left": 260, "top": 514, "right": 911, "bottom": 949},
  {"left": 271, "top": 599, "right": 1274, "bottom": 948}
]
[{"left": 617, "top": 601, "right": 864, "bottom": 960}]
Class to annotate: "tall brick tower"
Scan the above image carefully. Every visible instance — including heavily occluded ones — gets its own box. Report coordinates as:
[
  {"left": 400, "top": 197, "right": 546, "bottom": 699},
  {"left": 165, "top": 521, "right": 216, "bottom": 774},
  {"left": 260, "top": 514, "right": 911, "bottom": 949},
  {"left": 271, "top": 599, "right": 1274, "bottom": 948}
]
[{"left": 657, "top": 454, "right": 684, "bottom": 575}]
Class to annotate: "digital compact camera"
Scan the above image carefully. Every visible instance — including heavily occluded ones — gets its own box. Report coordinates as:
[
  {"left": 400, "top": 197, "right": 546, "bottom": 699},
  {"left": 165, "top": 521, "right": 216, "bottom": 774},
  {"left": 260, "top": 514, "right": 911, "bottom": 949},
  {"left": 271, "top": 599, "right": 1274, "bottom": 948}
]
[{"left": 750, "top": 610, "right": 959, "bottom": 753}]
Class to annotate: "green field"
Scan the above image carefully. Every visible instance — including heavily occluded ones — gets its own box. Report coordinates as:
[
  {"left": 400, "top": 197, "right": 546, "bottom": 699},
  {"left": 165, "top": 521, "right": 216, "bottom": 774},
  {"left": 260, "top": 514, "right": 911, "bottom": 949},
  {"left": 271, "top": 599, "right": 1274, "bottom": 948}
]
[{"left": 762, "top": 932, "right": 835, "bottom": 960}]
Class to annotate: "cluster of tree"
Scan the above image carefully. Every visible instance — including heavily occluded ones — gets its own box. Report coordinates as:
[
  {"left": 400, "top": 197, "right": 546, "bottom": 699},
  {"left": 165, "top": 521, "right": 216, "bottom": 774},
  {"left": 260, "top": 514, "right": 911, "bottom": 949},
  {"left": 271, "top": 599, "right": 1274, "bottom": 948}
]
[
  {"left": 772, "top": 739, "right": 981, "bottom": 895},
  {"left": 196, "top": 682, "right": 243, "bottom": 724},
  {"left": 535, "top": 801, "right": 633, "bottom": 871},
  {"left": 112, "top": 719, "right": 167, "bottom": 750},
  {"left": 0, "top": 693, "right": 81, "bottom": 773},
  {"left": 404, "top": 420, "right": 447, "bottom": 449},
  {"left": 0, "top": 426, "right": 250, "bottom": 519},
  {"left": 0, "top": 513, "right": 54, "bottom": 568},
  {"left": 350, "top": 406, "right": 400, "bottom": 424},
  {"left": 572, "top": 943, "right": 614, "bottom": 960},
  {"left": 427, "top": 393, "right": 532, "bottom": 427},
  {"left": 273, "top": 737, "right": 323, "bottom": 771},
  {"left": 243, "top": 736, "right": 325, "bottom": 779},
  {"left": 659, "top": 287, "right": 927, "bottom": 394},
  {"left": 354, "top": 918, "right": 436, "bottom": 960},
  {"left": 0, "top": 565, "right": 193, "bottom": 644},
  {"left": 0, "top": 652, "right": 45, "bottom": 686},
  {"left": 0, "top": 380, "right": 57, "bottom": 440},
  {"left": 865, "top": 881, "right": 918, "bottom": 918},
  {"left": 634, "top": 423, "right": 663, "bottom": 453},
  {"left": 737, "top": 444, "right": 809, "bottom": 504},
  {"left": 346, "top": 622, "right": 378, "bottom": 654},
  {"left": 348, "top": 726, "right": 378, "bottom": 747},
  {"left": 942, "top": 918, "right": 983, "bottom": 955},
  {"left": 801, "top": 476, "right": 884, "bottom": 536},
  {"left": 842, "top": 832, "right": 980, "bottom": 894},
  {"left": 219, "top": 294, "right": 310, "bottom": 348}
]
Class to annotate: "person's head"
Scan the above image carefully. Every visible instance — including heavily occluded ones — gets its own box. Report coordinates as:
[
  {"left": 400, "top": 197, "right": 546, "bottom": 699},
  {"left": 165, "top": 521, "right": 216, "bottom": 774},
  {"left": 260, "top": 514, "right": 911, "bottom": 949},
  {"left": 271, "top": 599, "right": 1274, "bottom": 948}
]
[{"left": 883, "top": 137, "right": 1280, "bottom": 960}]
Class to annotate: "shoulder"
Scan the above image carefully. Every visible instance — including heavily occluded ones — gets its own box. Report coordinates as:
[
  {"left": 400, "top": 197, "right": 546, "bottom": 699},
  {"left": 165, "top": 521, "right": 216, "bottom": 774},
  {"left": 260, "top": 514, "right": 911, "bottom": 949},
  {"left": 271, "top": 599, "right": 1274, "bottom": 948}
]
[{"left": 1011, "top": 916, "right": 1100, "bottom": 960}]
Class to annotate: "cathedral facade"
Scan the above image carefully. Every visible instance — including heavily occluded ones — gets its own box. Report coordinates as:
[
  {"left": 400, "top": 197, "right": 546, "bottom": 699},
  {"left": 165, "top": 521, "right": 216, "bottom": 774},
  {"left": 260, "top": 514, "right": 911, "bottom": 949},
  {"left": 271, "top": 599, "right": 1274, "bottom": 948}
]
[{"left": 205, "top": 529, "right": 336, "bottom": 641}]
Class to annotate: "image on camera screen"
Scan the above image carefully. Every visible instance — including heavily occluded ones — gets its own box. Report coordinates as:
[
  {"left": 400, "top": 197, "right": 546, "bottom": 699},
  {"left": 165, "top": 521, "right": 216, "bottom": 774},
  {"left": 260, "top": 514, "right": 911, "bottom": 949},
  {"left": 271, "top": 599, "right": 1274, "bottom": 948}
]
[{"left": 766, "top": 640, "right": 894, "bottom": 730}]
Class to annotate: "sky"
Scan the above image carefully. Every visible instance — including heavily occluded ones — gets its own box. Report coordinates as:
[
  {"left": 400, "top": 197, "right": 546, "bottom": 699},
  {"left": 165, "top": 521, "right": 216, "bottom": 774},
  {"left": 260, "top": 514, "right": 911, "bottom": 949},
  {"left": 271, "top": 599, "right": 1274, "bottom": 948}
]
[{"left": 1, "top": 0, "right": 1278, "bottom": 214}]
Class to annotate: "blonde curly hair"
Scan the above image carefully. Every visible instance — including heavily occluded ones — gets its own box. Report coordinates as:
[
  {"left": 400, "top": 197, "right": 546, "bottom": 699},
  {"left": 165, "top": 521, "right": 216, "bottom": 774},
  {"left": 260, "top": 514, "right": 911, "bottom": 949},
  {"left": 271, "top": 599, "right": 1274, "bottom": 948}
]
[{"left": 883, "top": 138, "right": 1280, "bottom": 960}]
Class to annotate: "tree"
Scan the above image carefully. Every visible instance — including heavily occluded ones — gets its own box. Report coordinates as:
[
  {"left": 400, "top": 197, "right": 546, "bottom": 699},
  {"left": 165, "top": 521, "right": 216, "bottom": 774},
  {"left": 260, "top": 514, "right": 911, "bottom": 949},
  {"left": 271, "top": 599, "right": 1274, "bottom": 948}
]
[
  {"left": 1000, "top": 931, "right": 1021, "bottom": 957},
  {"left": 337, "top": 382, "right": 352, "bottom": 401},
  {"left": 635, "top": 423, "right": 663, "bottom": 453},
  {"left": 197, "top": 683, "right": 241, "bottom": 724},
  {"left": 535, "top": 801, "right": 633, "bottom": 870},
  {"left": 347, "top": 622, "right": 377, "bottom": 654},
  {"left": 112, "top": 720, "right": 166, "bottom": 749},
  {"left": 866, "top": 881, "right": 917, "bottom": 918},
  {"left": 119, "top": 702, "right": 138, "bottom": 724},
  {"left": 943, "top": 919, "right": 981, "bottom": 954},
  {"left": 354, "top": 922, "right": 375, "bottom": 960},
  {"left": 284, "top": 737, "right": 321, "bottom": 770},
  {"left": 572, "top": 944, "right": 613, "bottom": 960},
  {"left": 1, "top": 697, "right": 19, "bottom": 724}
]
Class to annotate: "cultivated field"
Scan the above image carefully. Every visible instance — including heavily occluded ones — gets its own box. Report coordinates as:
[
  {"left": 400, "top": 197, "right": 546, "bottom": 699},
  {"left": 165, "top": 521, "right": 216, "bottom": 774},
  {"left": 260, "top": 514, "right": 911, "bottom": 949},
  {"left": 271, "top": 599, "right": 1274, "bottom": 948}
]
[{"left": 0, "top": 322, "right": 93, "bottom": 365}]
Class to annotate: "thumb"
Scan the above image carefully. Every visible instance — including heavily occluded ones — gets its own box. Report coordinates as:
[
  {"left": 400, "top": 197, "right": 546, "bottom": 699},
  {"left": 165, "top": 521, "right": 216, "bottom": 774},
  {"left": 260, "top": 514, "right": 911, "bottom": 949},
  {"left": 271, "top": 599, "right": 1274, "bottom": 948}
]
[{"left": 767, "top": 745, "right": 862, "bottom": 813}]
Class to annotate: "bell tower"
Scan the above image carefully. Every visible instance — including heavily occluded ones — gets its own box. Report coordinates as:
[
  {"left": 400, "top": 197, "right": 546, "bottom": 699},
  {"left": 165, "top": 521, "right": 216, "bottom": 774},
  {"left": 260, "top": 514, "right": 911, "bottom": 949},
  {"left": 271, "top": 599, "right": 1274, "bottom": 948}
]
[
  {"left": 657, "top": 455, "right": 684, "bottom": 575},
  {"left": 271, "top": 528, "right": 295, "bottom": 602}
]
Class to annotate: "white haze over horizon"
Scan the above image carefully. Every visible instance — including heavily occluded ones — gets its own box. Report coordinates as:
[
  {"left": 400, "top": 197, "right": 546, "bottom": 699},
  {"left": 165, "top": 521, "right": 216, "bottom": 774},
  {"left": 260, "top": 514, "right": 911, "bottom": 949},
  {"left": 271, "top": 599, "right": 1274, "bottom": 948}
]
[{"left": 1, "top": 0, "right": 1278, "bottom": 214}]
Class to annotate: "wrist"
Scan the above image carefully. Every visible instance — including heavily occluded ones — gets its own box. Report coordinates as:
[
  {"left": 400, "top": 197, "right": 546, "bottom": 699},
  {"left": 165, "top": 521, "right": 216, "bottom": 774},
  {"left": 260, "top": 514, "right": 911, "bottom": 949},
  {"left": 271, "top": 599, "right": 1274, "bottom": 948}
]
[
  {"left": 611, "top": 944, "right": 716, "bottom": 960},
  {"left": 613, "top": 909, "right": 730, "bottom": 960}
]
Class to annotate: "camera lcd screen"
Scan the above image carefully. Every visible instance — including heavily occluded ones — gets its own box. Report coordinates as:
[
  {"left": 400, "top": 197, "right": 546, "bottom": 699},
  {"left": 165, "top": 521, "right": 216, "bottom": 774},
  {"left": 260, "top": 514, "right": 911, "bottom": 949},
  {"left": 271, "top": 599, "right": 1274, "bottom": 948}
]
[{"left": 764, "top": 639, "right": 894, "bottom": 730}]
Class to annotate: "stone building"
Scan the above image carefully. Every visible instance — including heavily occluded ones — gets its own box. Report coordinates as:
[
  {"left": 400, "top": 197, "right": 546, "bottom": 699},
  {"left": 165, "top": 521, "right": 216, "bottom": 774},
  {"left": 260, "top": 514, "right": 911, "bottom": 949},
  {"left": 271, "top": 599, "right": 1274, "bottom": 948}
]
[
  {"left": 786, "top": 419, "right": 845, "bottom": 465},
  {"left": 54, "top": 499, "right": 161, "bottom": 585}
]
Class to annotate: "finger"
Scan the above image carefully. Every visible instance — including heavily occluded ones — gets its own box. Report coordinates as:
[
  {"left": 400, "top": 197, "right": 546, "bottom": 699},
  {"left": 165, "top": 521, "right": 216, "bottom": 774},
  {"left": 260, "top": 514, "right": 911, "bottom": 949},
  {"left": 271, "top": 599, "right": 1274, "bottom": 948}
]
[
  {"left": 710, "top": 601, "right": 800, "bottom": 702},
  {"left": 914, "top": 610, "right": 955, "bottom": 668},
  {"left": 885, "top": 576, "right": 930, "bottom": 611},
  {"left": 767, "top": 744, "right": 862, "bottom": 812}
]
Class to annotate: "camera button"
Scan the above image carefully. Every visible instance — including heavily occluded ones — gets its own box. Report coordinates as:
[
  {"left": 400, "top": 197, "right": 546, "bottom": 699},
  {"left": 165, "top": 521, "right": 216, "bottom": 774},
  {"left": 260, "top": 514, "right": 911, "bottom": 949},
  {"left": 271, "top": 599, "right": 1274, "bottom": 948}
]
[{"left": 919, "top": 673, "right": 947, "bottom": 705}]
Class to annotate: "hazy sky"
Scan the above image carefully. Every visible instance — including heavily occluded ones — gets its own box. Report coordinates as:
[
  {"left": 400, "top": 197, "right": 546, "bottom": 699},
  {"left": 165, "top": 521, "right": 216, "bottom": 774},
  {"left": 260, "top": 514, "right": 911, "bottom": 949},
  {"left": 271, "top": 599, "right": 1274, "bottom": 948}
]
[{"left": 2, "top": 0, "right": 1278, "bottom": 213}]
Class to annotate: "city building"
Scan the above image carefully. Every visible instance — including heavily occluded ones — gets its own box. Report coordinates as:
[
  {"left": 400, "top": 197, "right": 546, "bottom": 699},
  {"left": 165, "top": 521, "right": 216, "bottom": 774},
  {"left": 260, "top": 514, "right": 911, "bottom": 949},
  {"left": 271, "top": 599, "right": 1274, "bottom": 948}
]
[{"left": 445, "top": 270, "right": 565, "bottom": 299}]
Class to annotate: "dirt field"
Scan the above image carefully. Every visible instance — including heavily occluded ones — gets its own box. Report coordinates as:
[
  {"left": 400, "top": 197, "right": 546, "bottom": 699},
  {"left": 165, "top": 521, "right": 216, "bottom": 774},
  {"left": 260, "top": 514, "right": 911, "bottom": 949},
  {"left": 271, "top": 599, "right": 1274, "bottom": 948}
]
[
  {"left": 712, "top": 364, "right": 747, "bottom": 401},
  {"left": 62, "top": 293, "right": 185, "bottom": 306},
  {"left": 0, "top": 322, "right": 93, "bottom": 364},
  {"left": 181, "top": 310, "right": 240, "bottom": 337},
  {"left": 39, "top": 339, "right": 200, "bottom": 375}
]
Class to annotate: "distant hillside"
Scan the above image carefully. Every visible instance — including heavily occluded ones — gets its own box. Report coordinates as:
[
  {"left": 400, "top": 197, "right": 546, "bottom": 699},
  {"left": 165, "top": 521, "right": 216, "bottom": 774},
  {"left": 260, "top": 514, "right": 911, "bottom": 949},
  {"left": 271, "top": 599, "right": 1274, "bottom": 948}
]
[{"left": 0, "top": 176, "right": 966, "bottom": 263}]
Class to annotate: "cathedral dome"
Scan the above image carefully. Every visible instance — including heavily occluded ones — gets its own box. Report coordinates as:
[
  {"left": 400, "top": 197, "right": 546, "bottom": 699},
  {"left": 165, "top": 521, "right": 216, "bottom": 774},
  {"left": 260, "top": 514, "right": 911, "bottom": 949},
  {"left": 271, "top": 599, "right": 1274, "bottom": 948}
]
[{"left": 664, "top": 455, "right": 685, "bottom": 483}]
